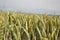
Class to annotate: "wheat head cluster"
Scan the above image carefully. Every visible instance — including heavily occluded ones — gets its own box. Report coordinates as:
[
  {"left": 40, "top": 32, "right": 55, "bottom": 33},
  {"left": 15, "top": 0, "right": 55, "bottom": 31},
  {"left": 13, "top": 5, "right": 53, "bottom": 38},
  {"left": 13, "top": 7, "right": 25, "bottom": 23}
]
[{"left": 0, "top": 11, "right": 60, "bottom": 40}]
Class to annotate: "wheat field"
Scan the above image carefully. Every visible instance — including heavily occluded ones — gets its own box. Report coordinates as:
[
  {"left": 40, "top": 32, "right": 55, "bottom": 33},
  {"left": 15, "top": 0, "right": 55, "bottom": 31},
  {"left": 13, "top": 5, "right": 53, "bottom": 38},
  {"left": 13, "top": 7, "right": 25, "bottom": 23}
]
[{"left": 0, "top": 11, "right": 60, "bottom": 40}]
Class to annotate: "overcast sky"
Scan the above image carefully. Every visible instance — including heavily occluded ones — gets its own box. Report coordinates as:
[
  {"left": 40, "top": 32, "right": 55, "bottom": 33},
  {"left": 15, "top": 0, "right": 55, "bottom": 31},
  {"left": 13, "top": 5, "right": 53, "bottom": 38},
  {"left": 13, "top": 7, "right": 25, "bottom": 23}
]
[{"left": 0, "top": 0, "right": 60, "bottom": 14}]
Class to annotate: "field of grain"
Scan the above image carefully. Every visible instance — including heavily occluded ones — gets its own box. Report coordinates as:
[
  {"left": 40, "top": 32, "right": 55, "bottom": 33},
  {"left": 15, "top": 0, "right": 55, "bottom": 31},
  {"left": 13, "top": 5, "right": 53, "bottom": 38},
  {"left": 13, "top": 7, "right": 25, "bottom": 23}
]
[{"left": 0, "top": 11, "right": 60, "bottom": 40}]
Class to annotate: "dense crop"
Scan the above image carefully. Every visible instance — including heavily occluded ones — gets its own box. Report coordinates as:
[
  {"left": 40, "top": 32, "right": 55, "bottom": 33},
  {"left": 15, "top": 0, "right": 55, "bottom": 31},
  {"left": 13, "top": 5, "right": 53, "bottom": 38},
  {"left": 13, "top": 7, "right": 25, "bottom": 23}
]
[{"left": 0, "top": 11, "right": 60, "bottom": 40}]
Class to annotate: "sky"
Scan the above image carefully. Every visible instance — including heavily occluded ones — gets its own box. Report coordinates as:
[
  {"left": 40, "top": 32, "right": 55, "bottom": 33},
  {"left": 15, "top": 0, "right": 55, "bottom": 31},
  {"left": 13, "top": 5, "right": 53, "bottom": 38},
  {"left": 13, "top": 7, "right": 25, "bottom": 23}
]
[{"left": 0, "top": 0, "right": 60, "bottom": 14}]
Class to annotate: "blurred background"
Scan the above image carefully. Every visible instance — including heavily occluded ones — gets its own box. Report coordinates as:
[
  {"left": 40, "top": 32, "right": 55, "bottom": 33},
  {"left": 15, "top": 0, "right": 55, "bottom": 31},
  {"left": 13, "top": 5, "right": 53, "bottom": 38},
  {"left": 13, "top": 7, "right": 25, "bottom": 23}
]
[{"left": 0, "top": 0, "right": 60, "bottom": 15}]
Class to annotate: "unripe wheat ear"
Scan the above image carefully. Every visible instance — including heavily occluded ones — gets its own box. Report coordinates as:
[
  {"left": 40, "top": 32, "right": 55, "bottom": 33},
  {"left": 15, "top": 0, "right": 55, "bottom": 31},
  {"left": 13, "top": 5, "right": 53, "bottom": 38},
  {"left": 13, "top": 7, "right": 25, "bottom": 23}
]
[{"left": 0, "top": 11, "right": 60, "bottom": 40}]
